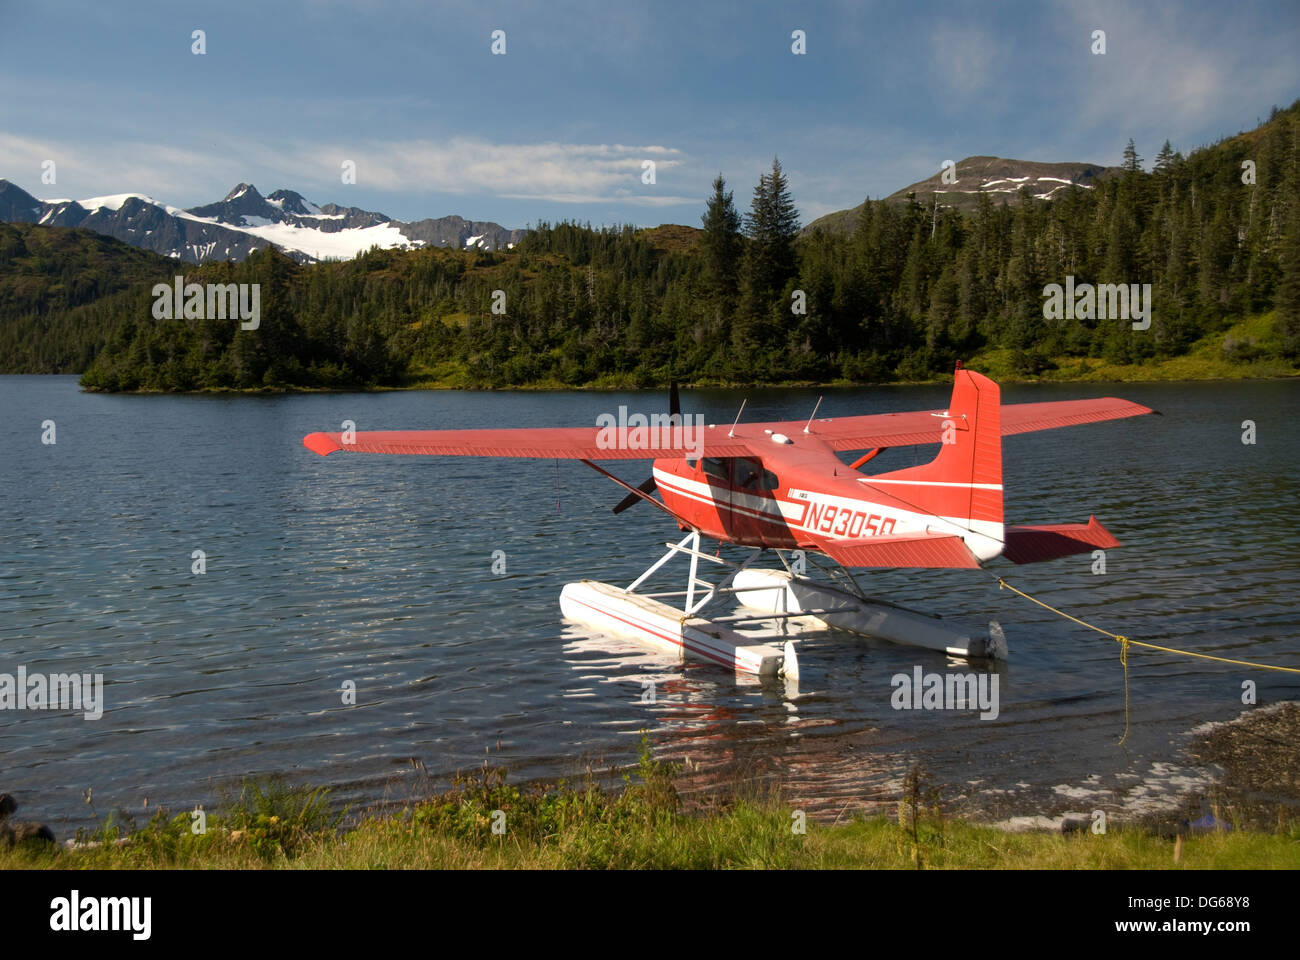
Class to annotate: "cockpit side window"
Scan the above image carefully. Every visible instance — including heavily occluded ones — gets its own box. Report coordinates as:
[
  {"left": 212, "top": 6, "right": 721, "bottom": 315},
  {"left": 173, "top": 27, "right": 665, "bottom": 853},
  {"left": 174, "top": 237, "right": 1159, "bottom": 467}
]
[
  {"left": 733, "top": 458, "right": 779, "bottom": 492},
  {"left": 734, "top": 458, "right": 761, "bottom": 490},
  {"left": 701, "top": 457, "right": 730, "bottom": 482}
]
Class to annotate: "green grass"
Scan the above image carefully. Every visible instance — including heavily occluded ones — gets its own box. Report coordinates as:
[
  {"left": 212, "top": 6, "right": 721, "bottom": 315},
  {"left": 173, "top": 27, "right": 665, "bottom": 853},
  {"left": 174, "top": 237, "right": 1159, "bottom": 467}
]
[{"left": 4, "top": 745, "right": 1297, "bottom": 870}]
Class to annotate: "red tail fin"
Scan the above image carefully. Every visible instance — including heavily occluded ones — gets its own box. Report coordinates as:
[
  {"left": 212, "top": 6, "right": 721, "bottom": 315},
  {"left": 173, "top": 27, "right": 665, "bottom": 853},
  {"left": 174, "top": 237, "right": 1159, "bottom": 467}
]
[{"left": 863, "top": 369, "right": 1003, "bottom": 540}]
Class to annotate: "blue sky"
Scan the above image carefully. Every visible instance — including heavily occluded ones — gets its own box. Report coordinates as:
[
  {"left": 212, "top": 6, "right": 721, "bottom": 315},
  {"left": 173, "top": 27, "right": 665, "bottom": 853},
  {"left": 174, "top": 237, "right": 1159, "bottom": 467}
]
[{"left": 1, "top": 0, "right": 1296, "bottom": 229}]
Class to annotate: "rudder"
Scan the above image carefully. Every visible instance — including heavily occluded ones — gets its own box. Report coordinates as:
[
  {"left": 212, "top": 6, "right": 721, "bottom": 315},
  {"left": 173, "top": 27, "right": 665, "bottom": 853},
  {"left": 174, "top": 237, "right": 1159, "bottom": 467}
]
[{"left": 863, "top": 367, "right": 1003, "bottom": 544}]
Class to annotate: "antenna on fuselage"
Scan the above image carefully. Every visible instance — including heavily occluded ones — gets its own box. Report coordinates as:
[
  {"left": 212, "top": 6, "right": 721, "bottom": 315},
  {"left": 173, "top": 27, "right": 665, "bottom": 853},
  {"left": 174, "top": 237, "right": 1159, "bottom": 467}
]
[
  {"left": 728, "top": 398, "right": 747, "bottom": 438},
  {"left": 803, "top": 396, "right": 823, "bottom": 434}
]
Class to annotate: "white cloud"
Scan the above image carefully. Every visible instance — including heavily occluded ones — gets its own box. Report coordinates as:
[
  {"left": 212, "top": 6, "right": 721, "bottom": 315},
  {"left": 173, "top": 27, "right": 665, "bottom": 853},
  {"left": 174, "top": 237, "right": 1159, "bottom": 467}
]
[
  {"left": 0, "top": 133, "right": 695, "bottom": 208},
  {"left": 317, "top": 138, "right": 692, "bottom": 205}
]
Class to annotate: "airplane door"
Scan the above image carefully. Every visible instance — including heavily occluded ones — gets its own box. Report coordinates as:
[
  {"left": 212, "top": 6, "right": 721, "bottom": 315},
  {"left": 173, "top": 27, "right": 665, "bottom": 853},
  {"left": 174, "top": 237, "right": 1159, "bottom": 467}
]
[
  {"left": 699, "top": 456, "right": 735, "bottom": 536},
  {"left": 728, "top": 456, "right": 770, "bottom": 544}
]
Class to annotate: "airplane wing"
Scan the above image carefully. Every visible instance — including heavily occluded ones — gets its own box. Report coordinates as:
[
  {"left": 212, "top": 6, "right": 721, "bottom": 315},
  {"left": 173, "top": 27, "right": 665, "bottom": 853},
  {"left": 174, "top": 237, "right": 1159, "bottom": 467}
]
[
  {"left": 304, "top": 396, "right": 1154, "bottom": 460},
  {"left": 748, "top": 396, "right": 1155, "bottom": 452},
  {"left": 808, "top": 532, "right": 982, "bottom": 569},
  {"left": 303, "top": 426, "right": 752, "bottom": 460}
]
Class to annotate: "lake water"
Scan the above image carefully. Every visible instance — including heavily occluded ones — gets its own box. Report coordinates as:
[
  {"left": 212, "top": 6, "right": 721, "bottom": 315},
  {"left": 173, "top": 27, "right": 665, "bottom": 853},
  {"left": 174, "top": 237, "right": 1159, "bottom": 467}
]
[{"left": 2, "top": 375, "right": 1298, "bottom": 832}]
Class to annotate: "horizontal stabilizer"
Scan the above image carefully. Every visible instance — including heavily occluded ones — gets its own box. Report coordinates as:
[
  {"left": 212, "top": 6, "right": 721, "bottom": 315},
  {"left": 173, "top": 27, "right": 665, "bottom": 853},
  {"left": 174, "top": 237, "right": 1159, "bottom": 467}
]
[
  {"left": 1002, "top": 516, "right": 1120, "bottom": 564},
  {"left": 813, "top": 533, "right": 982, "bottom": 569}
]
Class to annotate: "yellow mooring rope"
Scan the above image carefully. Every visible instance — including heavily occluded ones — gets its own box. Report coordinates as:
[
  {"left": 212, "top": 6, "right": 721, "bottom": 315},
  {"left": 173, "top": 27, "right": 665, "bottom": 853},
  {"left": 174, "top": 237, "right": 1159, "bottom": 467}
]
[{"left": 995, "top": 577, "right": 1300, "bottom": 746}]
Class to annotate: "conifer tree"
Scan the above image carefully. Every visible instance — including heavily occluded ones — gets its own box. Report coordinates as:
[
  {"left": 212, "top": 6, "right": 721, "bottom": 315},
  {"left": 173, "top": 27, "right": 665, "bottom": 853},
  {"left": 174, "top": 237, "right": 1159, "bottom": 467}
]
[
  {"left": 1154, "top": 140, "right": 1176, "bottom": 173},
  {"left": 742, "top": 156, "right": 801, "bottom": 301},
  {"left": 1122, "top": 139, "right": 1142, "bottom": 172},
  {"left": 700, "top": 174, "right": 742, "bottom": 300}
]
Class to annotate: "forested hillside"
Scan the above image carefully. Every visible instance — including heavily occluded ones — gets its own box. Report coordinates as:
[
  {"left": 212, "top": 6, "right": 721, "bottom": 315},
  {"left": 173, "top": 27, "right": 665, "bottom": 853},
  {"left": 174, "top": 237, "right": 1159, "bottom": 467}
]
[
  {"left": 0, "top": 224, "right": 179, "bottom": 373},
  {"left": 1, "top": 101, "right": 1297, "bottom": 391}
]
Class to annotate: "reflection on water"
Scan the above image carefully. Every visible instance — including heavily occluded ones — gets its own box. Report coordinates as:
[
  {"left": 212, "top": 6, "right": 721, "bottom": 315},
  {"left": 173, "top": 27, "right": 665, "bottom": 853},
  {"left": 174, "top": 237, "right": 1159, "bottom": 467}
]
[{"left": 1, "top": 375, "right": 1298, "bottom": 831}]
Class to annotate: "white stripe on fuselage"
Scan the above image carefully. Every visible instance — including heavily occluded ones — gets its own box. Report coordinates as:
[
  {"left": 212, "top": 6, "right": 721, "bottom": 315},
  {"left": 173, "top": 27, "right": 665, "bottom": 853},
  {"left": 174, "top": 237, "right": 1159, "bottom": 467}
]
[
  {"left": 857, "top": 478, "right": 1003, "bottom": 490},
  {"left": 652, "top": 469, "right": 1005, "bottom": 561}
]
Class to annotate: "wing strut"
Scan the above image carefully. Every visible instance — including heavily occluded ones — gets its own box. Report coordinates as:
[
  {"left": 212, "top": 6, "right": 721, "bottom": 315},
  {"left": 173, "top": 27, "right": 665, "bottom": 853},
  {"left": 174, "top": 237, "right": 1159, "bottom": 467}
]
[{"left": 580, "top": 460, "right": 681, "bottom": 522}]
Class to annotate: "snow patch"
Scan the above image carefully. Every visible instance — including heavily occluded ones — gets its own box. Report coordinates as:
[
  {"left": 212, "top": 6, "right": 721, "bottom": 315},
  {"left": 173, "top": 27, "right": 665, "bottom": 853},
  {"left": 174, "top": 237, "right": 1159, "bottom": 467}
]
[
  {"left": 233, "top": 219, "right": 414, "bottom": 261},
  {"left": 79, "top": 193, "right": 159, "bottom": 212}
]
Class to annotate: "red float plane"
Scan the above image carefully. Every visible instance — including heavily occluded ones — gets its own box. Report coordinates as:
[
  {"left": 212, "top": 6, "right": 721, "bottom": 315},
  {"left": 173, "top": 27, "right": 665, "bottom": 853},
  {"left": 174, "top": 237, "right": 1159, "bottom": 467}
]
[{"left": 304, "top": 366, "right": 1154, "bottom": 678}]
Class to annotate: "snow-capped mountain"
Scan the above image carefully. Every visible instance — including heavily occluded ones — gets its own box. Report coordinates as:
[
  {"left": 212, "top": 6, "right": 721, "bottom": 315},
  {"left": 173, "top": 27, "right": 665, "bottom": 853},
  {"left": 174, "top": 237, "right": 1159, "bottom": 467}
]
[
  {"left": 883, "top": 156, "right": 1114, "bottom": 207},
  {"left": 804, "top": 156, "right": 1119, "bottom": 234},
  {"left": 0, "top": 179, "right": 526, "bottom": 264}
]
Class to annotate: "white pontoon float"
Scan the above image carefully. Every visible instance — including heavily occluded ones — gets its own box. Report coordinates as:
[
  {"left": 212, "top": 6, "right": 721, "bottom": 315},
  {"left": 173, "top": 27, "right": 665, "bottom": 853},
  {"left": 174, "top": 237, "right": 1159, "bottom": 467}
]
[{"left": 559, "top": 531, "right": 1007, "bottom": 679}]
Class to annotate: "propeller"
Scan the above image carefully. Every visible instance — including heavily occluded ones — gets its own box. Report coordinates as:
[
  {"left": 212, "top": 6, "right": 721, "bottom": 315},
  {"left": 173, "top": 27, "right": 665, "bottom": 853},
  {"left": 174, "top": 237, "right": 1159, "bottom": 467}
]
[{"left": 612, "top": 382, "right": 680, "bottom": 514}]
